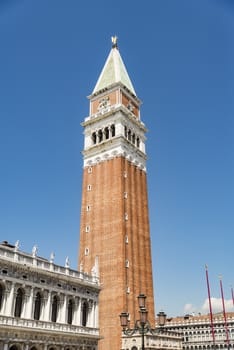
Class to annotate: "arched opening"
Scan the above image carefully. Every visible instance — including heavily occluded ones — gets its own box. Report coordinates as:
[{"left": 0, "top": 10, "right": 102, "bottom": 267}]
[
  {"left": 82, "top": 301, "right": 88, "bottom": 326},
  {"left": 124, "top": 126, "right": 127, "bottom": 138},
  {"left": 98, "top": 129, "right": 103, "bottom": 143},
  {"left": 14, "top": 288, "right": 24, "bottom": 317},
  {"left": 111, "top": 124, "right": 115, "bottom": 137},
  {"left": 132, "top": 133, "right": 136, "bottom": 145},
  {"left": 136, "top": 137, "right": 140, "bottom": 148},
  {"left": 92, "top": 132, "right": 97, "bottom": 145},
  {"left": 67, "top": 299, "right": 74, "bottom": 325},
  {"left": 127, "top": 129, "right": 131, "bottom": 141},
  {"left": 104, "top": 127, "right": 109, "bottom": 140},
  {"left": 51, "top": 295, "right": 58, "bottom": 322},
  {"left": 34, "top": 292, "right": 42, "bottom": 320},
  {"left": 9, "top": 346, "right": 19, "bottom": 350}
]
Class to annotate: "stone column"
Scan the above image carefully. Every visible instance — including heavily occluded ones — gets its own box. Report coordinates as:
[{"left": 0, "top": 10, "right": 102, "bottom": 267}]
[
  {"left": 58, "top": 294, "right": 67, "bottom": 324},
  {"left": 1, "top": 282, "right": 9, "bottom": 315},
  {"left": 25, "top": 287, "right": 34, "bottom": 319},
  {"left": 94, "top": 301, "right": 98, "bottom": 328},
  {"left": 3, "top": 343, "right": 8, "bottom": 350},
  {"left": 74, "top": 297, "right": 81, "bottom": 326},
  {"left": 5, "top": 282, "right": 15, "bottom": 316},
  {"left": 43, "top": 290, "right": 51, "bottom": 321},
  {"left": 87, "top": 300, "right": 93, "bottom": 327},
  {"left": 21, "top": 286, "right": 30, "bottom": 319}
]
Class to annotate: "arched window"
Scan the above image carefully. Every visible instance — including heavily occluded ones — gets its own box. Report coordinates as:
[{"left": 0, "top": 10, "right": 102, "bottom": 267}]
[
  {"left": 104, "top": 127, "right": 109, "bottom": 140},
  {"left": 14, "top": 288, "right": 23, "bottom": 317},
  {"left": 124, "top": 126, "right": 128, "bottom": 138},
  {"left": 111, "top": 124, "right": 115, "bottom": 137},
  {"left": 0, "top": 284, "right": 4, "bottom": 310},
  {"left": 132, "top": 133, "right": 136, "bottom": 145},
  {"left": 82, "top": 301, "right": 88, "bottom": 326},
  {"left": 51, "top": 295, "right": 58, "bottom": 322},
  {"left": 128, "top": 129, "right": 131, "bottom": 141},
  {"left": 67, "top": 299, "right": 74, "bottom": 325},
  {"left": 136, "top": 137, "right": 140, "bottom": 148},
  {"left": 98, "top": 129, "right": 103, "bottom": 143},
  {"left": 34, "top": 292, "right": 41, "bottom": 320},
  {"left": 92, "top": 132, "right": 97, "bottom": 145},
  {"left": 9, "top": 346, "right": 19, "bottom": 350}
]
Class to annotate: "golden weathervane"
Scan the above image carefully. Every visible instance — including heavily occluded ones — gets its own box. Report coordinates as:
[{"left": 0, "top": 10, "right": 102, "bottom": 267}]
[{"left": 111, "top": 35, "right": 118, "bottom": 47}]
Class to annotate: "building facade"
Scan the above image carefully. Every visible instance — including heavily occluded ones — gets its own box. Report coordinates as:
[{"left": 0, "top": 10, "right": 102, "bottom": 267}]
[
  {"left": 121, "top": 330, "right": 182, "bottom": 350},
  {"left": 0, "top": 240, "right": 100, "bottom": 350},
  {"left": 78, "top": 38, "right": 155, "bottom": 350},
  {"left": 162, "top": 313, "right": 234, "bottom": 349}
]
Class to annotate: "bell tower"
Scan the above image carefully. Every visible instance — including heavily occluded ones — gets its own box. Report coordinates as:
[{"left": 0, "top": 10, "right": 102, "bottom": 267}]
[{"left": 78, "top": 37, "right": 155, "bottom": 350}]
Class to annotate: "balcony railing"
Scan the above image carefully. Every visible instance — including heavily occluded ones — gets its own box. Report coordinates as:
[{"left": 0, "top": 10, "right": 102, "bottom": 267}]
[{"left": 0, "top": 315, "right": 99, "bottom": 336}]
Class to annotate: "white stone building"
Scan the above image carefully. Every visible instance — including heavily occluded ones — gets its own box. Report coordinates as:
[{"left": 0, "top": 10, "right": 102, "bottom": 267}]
[
  {"left": 0, "top": 240, "right": 100, "bottom": 350},
  {"left": 162, "top": 313, "right": 234, "bottom": 349},
  {"left": 121, "top": 329, "right": 182, "bottom": 350}
]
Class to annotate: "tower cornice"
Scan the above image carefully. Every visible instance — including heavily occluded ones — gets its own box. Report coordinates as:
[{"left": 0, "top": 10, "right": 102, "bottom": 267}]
[
  {"left": 82, "top": 104, "right": 147, "bottom": 133},
  {"left": 82, "top": 135, "right": 147, "bottom": 171}
]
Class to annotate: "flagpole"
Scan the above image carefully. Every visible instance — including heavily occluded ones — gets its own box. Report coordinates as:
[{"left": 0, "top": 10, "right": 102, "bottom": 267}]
[
  {"left": 231, "top": 286, "right": 234, "bottom": 307},
  {"left": 219, "top": 276, "right": 230, "bottom": 348},
  {"left": 205, "top": 265, "right": 215, "bottom": 346}
]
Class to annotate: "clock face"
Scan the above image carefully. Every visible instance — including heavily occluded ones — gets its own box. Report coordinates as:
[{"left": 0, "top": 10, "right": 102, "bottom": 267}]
[
  {"left": 127, "top": 101, "right": 134, "bottom": 112},
  {"left": 98, "top": 96, "right": 110, "bottom": 111}
]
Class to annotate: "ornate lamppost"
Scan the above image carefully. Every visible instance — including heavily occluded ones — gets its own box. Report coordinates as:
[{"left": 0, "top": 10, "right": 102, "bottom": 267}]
[{"left": 120, "top": 294, "right": 167, "bottom": 350}]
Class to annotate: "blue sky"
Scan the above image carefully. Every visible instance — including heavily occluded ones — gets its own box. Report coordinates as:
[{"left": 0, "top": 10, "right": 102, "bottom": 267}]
[{"left": 0, "top": 0, "right": 233, "bottom": 317}]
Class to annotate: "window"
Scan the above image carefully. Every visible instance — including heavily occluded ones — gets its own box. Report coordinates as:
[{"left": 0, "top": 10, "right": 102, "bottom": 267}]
[
  {"left": 128, "top": 129, "right": 131, "bottom": 141},
  {"left": 85, "top": 248, "right": 89, "bottom": 256},
  {"left": 85, "top": 226, "right": 90, "bottom": 233},
  {"left": 124, "top": 213, "right": 128, "bottom": 221},
  {"left": 88, "top": 167, "right": 92, "bottom": 174},
  {"left": 87, "top": 184, "right": 92, "bottom": 191},
  {"left": 92, "top": 132, "right": 97, "bottom": 145},
  {"left": 67, "top": 299, "right": 74, "bottom": 325},
  {"left": 104, "top": 127, "right": 109, "bottom": 140},
  {"left": 136, "top": 137, "right": 140, "bottom": 148},
  {"left": 124, "top": 192, "right": 127, "bottom": 199},
  {"left": 14, "top": 288, "right": 23, "bottom": 317},
  {"left": 51, "top": 295, "right": 58, "bottom": 322},
  {"left": 123, "top": 171, "right": 127, "bottom": 178},
  {"left": 98, "top": 129, "right": 103, "bottom": 143},
  {"left": 111, "top": 124, "right": 115, "bottom": 137},
  {"left": 86, "top": 205, "right": 91, "bottom": 212},
  {"left": 34, "top": 292, "right": 41, "bottom": 320},
  {"left": 125, "top": 260, "right": 129, "bottom": 268},
  {"left": 125, "top": 235, "right": 129, "bottom": 244},
  {"left": 124, "top": 126, "right": 128, "bottom": 138},
  {"left": 82, "top": 301, "right": 89, "bottom": 326},
  {"left": 9, "top": 347, "right": 19, "bottom": 350}
]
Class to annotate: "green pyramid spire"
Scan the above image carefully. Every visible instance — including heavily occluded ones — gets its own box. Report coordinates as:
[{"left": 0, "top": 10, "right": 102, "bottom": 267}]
[{"left": 92, "top": 37, "right": 136, "bottom": 96}]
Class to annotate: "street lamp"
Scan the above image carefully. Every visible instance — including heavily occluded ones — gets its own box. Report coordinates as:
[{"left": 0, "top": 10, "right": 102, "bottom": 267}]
[{"left": 120, "top": 294, "right": 167, "bottom": 350}]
